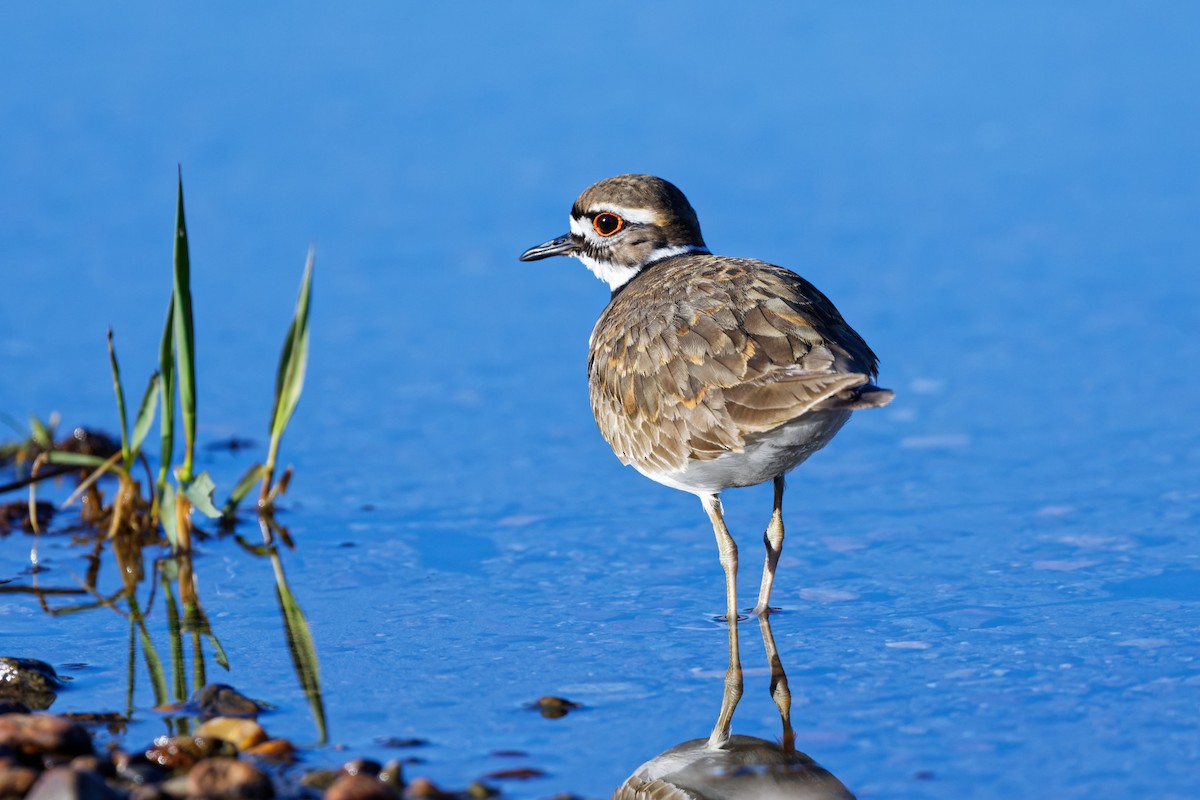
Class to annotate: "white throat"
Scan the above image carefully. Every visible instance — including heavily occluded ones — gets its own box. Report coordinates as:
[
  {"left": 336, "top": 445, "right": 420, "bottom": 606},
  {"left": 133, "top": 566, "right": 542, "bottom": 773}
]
[{"left": 576, "top": 244, "right": 710, "bottom": 291}]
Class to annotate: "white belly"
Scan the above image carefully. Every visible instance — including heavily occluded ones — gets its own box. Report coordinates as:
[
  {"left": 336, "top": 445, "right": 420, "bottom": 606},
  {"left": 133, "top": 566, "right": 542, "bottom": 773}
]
[{"left": 634, "top": 409, "right": 852, "bottom": 496}]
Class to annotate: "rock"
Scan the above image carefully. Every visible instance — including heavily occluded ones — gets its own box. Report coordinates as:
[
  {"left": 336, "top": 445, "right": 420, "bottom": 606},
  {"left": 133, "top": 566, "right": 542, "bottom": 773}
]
[
  {"left": 194, "top": 717, "right": 268, "bottom": 751},
  {"left": 403, "top": 777, "right": 455, "bottom": 799},
  {"left": 0, "top": 761, "right": 38, "bottom": 796},
  {"left": 24, "top": 766, "right": 121, "bottom": 800},
  {"left": 186, "top": 756, "right": 274, "bottom": 799},
  {"left": 0, "top": 658, "right": 66, "bottom": 711},
  {"left": 339, "top": 759, "right": 382, "bottom": 778},
  {"left": 324, "top": 773, "right": 399, "bottom": 800},
  {"left": 530, "top": 696, "right": 581, "bottom": 719},
  {"left": 173, "top": 684, "right": 263, "bottom": 720},
  {"left": 0, "top": 713, "right": 93, "bottom": 759},
  {"left": 244, "top": 738, "right": 296, "bottom": 764}
]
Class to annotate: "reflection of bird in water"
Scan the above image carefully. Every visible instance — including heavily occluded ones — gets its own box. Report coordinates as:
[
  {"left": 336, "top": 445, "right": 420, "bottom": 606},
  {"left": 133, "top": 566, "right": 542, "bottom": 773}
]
[
  {"left": 613, "top": 615, "right": 854, "bottom": 799},
  {"left": 521, "top": 175, "right": 891, "bottom": 620}
]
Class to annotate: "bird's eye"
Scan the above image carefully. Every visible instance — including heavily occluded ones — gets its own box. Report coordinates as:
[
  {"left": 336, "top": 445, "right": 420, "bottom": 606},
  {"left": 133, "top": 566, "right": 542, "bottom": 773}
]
[{"left": 593, "top": 213, "right": 624, "bottom": 237}]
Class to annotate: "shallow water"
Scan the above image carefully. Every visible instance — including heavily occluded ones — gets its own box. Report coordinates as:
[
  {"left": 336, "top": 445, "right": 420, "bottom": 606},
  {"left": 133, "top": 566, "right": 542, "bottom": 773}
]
[{"left": 2, "top": 3, "right": 1199, "bottom": 797}]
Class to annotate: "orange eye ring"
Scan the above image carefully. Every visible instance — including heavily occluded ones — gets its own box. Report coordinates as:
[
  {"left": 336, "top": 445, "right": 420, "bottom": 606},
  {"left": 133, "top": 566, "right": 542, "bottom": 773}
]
[{"left": 593, "top": 212, "right": 624, "bottom": 237}]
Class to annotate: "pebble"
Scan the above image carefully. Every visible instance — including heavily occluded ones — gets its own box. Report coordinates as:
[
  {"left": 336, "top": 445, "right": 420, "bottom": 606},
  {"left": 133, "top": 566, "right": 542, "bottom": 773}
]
[
  {"left": 195, "top": 717, "right": 269, "bottom": 751},
  {"left": 0, "top": 713, "right": 94, "bottom": 759},
  {"left": 324, "top": 772, "right": 400, "bottom": 800},
  {"left": 186, "top": 756, "right": 275, "bottom": 799},
  {"left": 24, "top": 766, "right": 122, "bottom": 800}
]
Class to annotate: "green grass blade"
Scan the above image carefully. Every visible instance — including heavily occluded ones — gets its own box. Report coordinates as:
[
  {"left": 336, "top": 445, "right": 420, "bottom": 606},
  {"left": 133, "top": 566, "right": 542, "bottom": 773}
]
[
  {"left": 160, "top": 482, "right": 178, "bottom": 550},
  {"left": 271, "top": 549, "right": 327, "bottom": 743},
  {"left": 158, "top": 295, "right": 176, "bottom": 496},
  {"left": 266, "top": 248, "right": 314, "bottom": 466},
  {"left": 28, "top": 416, "right": 53, "bottom": 448},
  {"left": 106, "top": 329, "right": 132, "bottom": 466},
  {"left": 222, "top": 463, "right": 267, "bottom": 518},
  {"left": 171, "top": 169, "right": 197, "bottom": 482},
  {"left": 45, "top": 452, "right": 108, "bottom": 469},
  {"left": 129, "top": 593, "right": 168, "bottom": 706},
  {"left": 162, "top": 570, "right": 188, "bottom": 703},
  {"left": 130, "top": 373, "right": 161, "bottom": 460}
]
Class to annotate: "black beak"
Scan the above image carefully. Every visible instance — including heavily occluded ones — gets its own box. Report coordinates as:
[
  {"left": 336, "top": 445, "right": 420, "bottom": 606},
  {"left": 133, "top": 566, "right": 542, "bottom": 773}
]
[{"left": 519, "top": 234, "right": 578, "bottom": 262}]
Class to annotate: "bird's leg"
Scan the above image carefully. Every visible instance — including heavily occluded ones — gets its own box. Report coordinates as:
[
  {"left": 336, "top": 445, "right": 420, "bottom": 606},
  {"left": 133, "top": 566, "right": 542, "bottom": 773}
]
[
  {"left": 753, "top": 475, "right": 786, "bottom": 616},
  {"left": 706, "top": 609, "right": 743, "bottom": 749},
  {"left": 701, "top": 493, "right": 739, "bottom": 621},
  {"left": 758, "top": 612, "right": 795, "bottom": 754}
]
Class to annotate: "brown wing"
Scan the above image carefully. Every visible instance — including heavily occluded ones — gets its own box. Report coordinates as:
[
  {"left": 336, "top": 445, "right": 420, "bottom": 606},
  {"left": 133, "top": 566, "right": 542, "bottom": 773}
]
[{"left": 588, "top": 256, "right": 888, "bottom": 472}]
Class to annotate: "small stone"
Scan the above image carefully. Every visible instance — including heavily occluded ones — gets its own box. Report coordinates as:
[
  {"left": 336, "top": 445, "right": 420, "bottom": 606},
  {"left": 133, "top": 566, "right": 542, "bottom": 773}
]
[
  {"left": 465, "top": 782, "right": 498, "bottom": 799},
  {"left": 178, "top": 684, "right": 263, "bottom": 720},
  {"left": 378, "top": 760, "right": 404, "bottom": 790},
  {"left": 194, "top": 717, "right": 269, "bottom": 751},
  {"left": 0, "top": 762, "right": 38, "bottom": 796},
  {"left": 403, "top": 776, "right": 454, "bottom": 799},
  {"left": 301, "top": 768, "right": 339, "bottom": 790},
  {"left": 0, "top": 659, "right": 66, "bottom": 712},
  {"left": 244, "top": 739, "right": 297, "bottom": 764},
  {"left": 25, "top": 766, "right": 122, "bottom": 800},
  {"left": 339, "top": 759, "right": 382, "bottom": 778},
  {"left": 324, "top": 772, "right": 399, "bottom": 800},
  {"left": 530, "top": 696, "right": 581, "bottom": 719},
  {"left": 186, "top": 757, "right": 274, "bottom": 799},
  {"left": 144, "top": 737, "right": 198, "bottom": 771},
  {"left": 0, "top": 713, "right": 94, "bottom": 759}
]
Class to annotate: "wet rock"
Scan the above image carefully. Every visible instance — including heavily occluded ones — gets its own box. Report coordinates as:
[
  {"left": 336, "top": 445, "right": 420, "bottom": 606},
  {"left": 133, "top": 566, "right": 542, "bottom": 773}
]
[
  {"left": 244, "top": 738, "right": 297, "bottom": 764},
  {"left": 0, "top": 760, "right": 38, "bottom": 796},
  {"left": 174, "top": 683, "right": 263, "bottom": 720},
  {"left": 300, "top": 769, "right": 340, "bottom": 791},
  {"left": 116, "top": 758, "right": 169, "bottom": 786},
  {"left": 378, "top": 761, "right": 404, "bottom": 791},
  {"left": 186, "top": 756, "right": 274, "bottom": 799},
  {"left": 339, "top": 759, "right": 382, "bottom": 778},
  {"left": 0, "top": 713, "right": 93, "bottom": 759},
  {"left": 529, "top": 696, "right": 581, "bottom": 719},
  {"left": 464, "top": 783, "right": 498, "bottom": 799},
  {"left": 482, "top": 766, "right": 545, "bottom": 780},
  {"left": 194, "top": 717, "right": 268, "bottom": 751},
  {"left": 324, "top": 772, "right": 399, "bottom": 800},
  {"left": 0, "top": 658, "right": 66, "bottom": 711},
  {"left": 143, "top": 736, "right": 202, "bottom": 772},
  {"left": 25, "top": 766, "right": 121, "bottom": 800},
  {"left": 403, "top": 777, "right": 455, "bottom": 799},
  {"left": 0, "top": 700, "right": 31, "bottom": 715}
]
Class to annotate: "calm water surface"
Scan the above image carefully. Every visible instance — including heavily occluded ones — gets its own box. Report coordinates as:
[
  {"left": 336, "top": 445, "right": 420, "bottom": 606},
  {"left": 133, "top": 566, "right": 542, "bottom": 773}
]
[{"left": 1, "top": 4, "right": 1198, "bottom": 798}]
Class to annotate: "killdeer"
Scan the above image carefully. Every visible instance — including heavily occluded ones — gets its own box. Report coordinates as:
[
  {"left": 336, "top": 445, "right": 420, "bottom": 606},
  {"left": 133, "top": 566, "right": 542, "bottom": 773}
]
[{"left": 521, "top": 174, "right": 892, "bottom": 619}]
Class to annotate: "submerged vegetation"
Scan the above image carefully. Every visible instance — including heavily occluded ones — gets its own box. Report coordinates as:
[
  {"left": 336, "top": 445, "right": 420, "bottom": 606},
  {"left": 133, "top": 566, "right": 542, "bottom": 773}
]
[{"left": 0, "top": 170, "right": 325, "bottom": 743}]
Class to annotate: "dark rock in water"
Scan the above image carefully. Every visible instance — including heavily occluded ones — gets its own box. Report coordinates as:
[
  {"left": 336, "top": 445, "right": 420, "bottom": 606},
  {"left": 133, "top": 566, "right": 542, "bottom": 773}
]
[
  {"left": 187, "top": 756, "right": 274, "bottom": 799},
  {"left": 529, "top": 695, "right": 581, "bottom": 719},
  {"left": 175, "top": 683, "right": 264, "bottom": 720},
  {"left": 0, "top": 658, "right": 66, "bottom": 711},
  {"left": 0, "top": 713, "right": 94, "bottom": 759},
  {"left": 324, "top": 772, "right": 400, "bottom": 800},
  {"left": 0, "top": 700, "right": 31, "bottom": 714},
  {"left": 25, "top": 766, "right": 122, "bottom": 800}
]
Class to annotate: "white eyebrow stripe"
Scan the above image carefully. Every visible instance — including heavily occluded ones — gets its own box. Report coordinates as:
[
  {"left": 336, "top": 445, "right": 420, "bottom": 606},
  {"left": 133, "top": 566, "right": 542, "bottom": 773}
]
[{"left": 580, "top": 205, "right": 660, "bottom": 225}]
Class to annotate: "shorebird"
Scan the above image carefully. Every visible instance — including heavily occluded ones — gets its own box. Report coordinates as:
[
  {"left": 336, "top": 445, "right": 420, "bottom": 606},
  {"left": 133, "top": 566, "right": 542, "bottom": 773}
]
[{"left": 521, "top": 174, "right": 891, "bottom": 619}]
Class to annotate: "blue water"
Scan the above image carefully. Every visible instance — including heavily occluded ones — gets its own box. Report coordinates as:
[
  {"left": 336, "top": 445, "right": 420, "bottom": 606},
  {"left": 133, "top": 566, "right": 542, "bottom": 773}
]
[{"left": 2, "top": 3, "right": 1198, "bottom": 798}]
